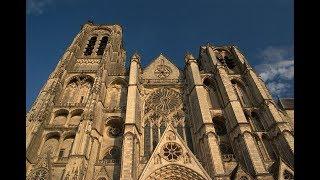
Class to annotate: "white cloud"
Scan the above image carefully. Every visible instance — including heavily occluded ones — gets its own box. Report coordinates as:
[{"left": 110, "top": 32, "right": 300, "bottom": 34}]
[
  {"left": 254, "top": 46, "right": 294, "bottom": 97},
  {"left": 27, "top": 0, "right": 53, "bottom": 15},
  {"left": 260, "top": 46, "right": 289, "bottom": 62},
  {"left": 266, "top": 81, "right": 291, "bottom": 97},
  {"left": 258, "top": 60, "right": 294, "bottom": 82}
]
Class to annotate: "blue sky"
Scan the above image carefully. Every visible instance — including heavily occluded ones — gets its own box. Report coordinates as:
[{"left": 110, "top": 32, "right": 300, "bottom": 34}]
[{"left": 27, "top": 0, "right": 293, "bottom": 110}]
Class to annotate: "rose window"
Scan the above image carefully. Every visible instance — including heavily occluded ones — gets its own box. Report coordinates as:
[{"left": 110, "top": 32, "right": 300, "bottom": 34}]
[
  {"left": 162, "top": 142, "right": 182, "bottom": 161},
  {"left": 146, "top": 88, "right": 181, "bottom": 114},
  {"left": 154, "top": 64, "right": 172, "bottom": 79},
  {"left": 28, "top": 168, "right": 49, "bottom": 180}
]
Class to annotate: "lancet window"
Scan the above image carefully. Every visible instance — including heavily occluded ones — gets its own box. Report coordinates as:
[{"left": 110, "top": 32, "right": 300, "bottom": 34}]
[
  {"left": 203, "top": 78, "right": 223, "bottom": 109},
  {"left": 97, "top": 36, "right": 108, "bottom": 55},
  {"left": 84, "top": 36, "right": 97, "bottom": 56},
  {"left": 61, "top": 75, "right": 94, "bottom": 104},
  {"left": 231, "top": 79, "right": 251, "bottom": 107}
]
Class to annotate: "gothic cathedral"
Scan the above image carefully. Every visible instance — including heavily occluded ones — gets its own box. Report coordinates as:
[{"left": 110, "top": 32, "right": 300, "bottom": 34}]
[{"left": 26, "top": 22, "right": 294, "bottom": 180}]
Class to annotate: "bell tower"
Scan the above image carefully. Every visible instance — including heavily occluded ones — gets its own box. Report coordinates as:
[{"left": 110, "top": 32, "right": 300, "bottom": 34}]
[{"left": 26, "top": 22, "right": 127, "bottom": 180}]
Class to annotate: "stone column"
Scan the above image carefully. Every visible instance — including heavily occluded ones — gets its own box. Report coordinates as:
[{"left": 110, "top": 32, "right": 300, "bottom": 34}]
[
  {"left": 63, "top": 120, "right": 92, "bottom": 180},
  {"left": 84, "top": 130, "right": 101, "bottom": 180},
  {"left": 120, "top": 53, "right": 141, "bottom": 180},
  {"left": 185, "top": 53, "right": 227, "bottom": 178}
]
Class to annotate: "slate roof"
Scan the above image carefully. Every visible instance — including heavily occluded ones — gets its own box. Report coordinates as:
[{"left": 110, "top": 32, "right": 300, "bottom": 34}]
[{"left": 278, "top": 98, "right": 294, "bottom": 110}]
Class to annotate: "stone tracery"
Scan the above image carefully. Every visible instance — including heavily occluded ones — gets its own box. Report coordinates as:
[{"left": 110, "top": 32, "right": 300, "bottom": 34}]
[
  {"left": 145, "top": 88, "right": 181, "bottom": 115},
  {"left": 143, "top": 88, "right": 186, "bottom": 155},
  {"left": 161, "top": 142, "right": 183, "bottom": 162},
  {"left": 61, "top": 75, "right": 94, "bottom": 104},
  {"left": 28, "top": 168, "right": 49, "bottom": 180},
  {"left": 145, "top": 164, "right": 206, "bottom": 180},
  {"left": 154, "top": 64, "right": 172, "bottom": 79}
]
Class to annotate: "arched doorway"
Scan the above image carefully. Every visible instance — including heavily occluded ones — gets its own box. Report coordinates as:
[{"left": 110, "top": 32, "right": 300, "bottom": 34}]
[{"left": 145, "top": 164, "right": 207, "bottom": 180}]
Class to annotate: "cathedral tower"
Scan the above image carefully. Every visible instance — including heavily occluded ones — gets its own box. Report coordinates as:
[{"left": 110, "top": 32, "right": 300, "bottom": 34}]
[{"left": 26, "top": 22, "right": 294, "bottom": 180}]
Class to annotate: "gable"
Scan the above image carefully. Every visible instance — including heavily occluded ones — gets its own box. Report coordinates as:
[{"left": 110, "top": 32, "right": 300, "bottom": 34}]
[
  {"left": 138, "top": 124, "right": 211, "bottom": 180},
  {"left": 94, "top": 166, "right": 111, "bottom": 180},
  {"left": 142, "top": 54, "right": 183, "bottom": 81}
]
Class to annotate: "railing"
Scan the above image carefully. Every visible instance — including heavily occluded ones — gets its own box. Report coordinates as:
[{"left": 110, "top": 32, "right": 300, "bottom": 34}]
[
  {"left": 141, "top": 79, "right": 184, "bottom": 84},
  {"left": 54, "top": 102, "right": 86, "bottom": 108},
  {"left": 44, "top": 123, "right": 78, "bottom": 130},
  {"left": 105, "top": 106, "right": 126, "bottom": 113},
  {"left": 96, "top": 159, "right": 120, "bottom": 165},
  {"left": 222, "top": 154, "right": 236, "bottom": 162},
  {"left": 68, "top": 69, "right": 97, "bottom": 73}
]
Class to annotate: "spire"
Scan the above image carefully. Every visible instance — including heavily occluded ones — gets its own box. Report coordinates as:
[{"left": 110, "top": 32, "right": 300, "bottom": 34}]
[{"left": 131, "top": 52, "right": 141, "bottom": 63}]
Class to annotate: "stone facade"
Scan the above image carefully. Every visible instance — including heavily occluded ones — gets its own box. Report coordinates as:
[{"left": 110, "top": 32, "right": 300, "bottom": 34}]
[{"left": 26, "top": 22, "right": 294, "bottom": 180}]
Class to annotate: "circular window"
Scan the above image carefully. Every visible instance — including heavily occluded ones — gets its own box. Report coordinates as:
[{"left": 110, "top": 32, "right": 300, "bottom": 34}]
[
  {"left": 28, "top": 168, "right": 49, "bottom": 180},
  {"left": 154, "top": 64, "right": 172, "bottom": 79},
  {"left": 162, "top": 142, "right": 182, "bottom": 161},
  {"left": 146, "top": 88, "right": 181, "bottom": 114}
]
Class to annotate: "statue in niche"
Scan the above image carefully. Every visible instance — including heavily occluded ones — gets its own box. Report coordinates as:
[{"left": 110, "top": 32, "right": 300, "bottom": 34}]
[
  {"left": 184, "top": 153, "right": 191, "bottom": 164},
  {"left": 154, "top": 154, "right": 162, "bottom": 164}
]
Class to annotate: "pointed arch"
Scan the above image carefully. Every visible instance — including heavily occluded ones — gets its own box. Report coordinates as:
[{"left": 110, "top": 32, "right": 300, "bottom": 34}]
[
  {"left": 145, "top": 164, "right": 207, "bottom": 180},
  {"left": 152, "top": 124, "right": 159, "bottom": 150},
  {"left": 212, "top": 116, "right": 227, "bottom": 136},
  {"left": 108, "top": 77, "right": 128, "bottom": 86},
  {"left": 252, "top": 134, "right": 269, "bottom": 161},
  {"left": 185, "top": 124, "right": 194, "bottom": 153},
  {"left": 144, "top": 120, "right": 151, "bottom": 156},
  {"left": 251, "top": 111, "right": 265, "bottom": 131},
  {"left": 105, "top": 78, "right": 128, "bottom": 110},
  {"left": 84, "top": 36, "right": 97, "bottom": 56},
  {"left": 231, "top": 79, "right": 251, "bottom": 107},
  {"left": 59, "top": 133, "right": 75, "bottom": 159},
  {"left": 160, "top": 121, "right": 166, "bottom": 137},
  {"left": 97, "top": 36, "right": 109, "bottom": 55},
  {"left": 69, "top": 109, "right": 83, "bottom": 126},
  {"left": 203, "top": 77, "right": 223, "bottom": 109},
  {"left": 53, "top": 109, "right": 69, "bottom": 125},
  {"left": 41, "top": 132, "right": 61, "bottom": 155},
  {"left": 62, "top": 75, "right": 94, "bottom": 104},
  {"left": 177, "top": 124, "right": 185, "bottom": 140},
  {"left": 262, "top": 134, "right": 277, "bottom": 161}
]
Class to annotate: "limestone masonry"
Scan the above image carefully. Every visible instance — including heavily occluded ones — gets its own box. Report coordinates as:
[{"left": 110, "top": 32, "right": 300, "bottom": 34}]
[{"left": 26, "top": 22, "right": 294, "bottom": 180}]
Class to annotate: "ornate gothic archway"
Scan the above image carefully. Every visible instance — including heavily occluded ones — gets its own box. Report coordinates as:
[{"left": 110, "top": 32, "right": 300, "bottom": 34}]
[{"left": 145, "top": 164, "right": 207, "bottom": 180}]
